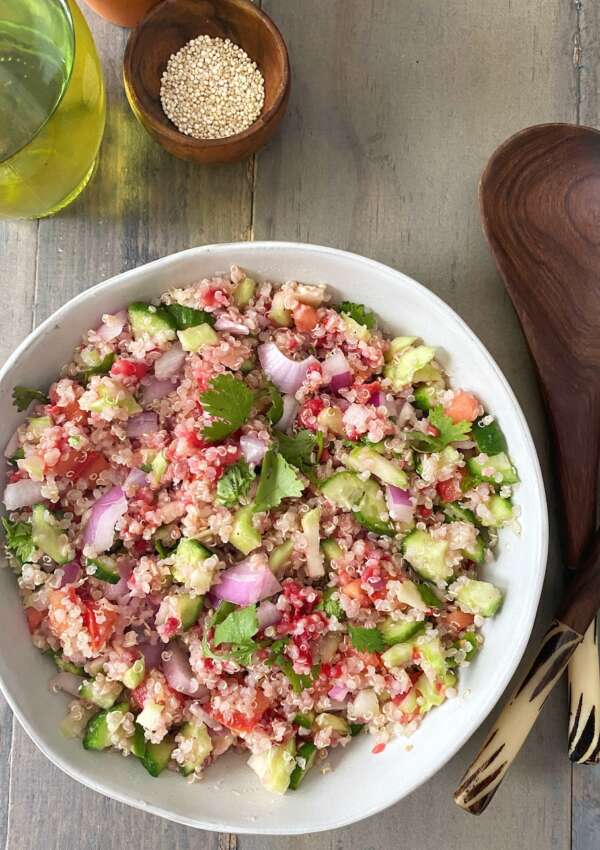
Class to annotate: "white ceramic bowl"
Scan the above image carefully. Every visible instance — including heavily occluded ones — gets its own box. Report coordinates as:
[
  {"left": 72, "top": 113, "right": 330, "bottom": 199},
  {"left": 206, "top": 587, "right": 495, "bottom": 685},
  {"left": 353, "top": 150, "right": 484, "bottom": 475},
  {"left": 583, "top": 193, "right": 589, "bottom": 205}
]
[{"left": 0, "top": 242, "right": 547, "bottom": 834}]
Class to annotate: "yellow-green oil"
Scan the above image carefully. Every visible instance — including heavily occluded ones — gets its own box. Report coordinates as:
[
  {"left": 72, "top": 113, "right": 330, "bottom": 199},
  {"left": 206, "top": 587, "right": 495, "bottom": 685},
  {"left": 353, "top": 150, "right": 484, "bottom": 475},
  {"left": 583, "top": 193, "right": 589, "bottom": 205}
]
[{"left": 0, "top": 0, "right": 105, "bottom": 219}]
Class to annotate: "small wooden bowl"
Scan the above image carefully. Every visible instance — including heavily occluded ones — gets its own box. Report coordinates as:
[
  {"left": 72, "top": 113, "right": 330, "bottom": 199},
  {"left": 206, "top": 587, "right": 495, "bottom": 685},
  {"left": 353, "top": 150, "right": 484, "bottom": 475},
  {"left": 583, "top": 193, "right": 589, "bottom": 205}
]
[{"left": 123, "top": 0, "right": 290, "bottom": 165}]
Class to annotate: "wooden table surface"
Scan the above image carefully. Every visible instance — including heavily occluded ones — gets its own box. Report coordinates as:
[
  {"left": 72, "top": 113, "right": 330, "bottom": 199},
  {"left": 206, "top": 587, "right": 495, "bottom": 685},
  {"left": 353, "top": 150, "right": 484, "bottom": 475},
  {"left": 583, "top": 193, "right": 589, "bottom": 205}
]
[{"left": 1, "top": 2, "right": 599, "bottom": 847}]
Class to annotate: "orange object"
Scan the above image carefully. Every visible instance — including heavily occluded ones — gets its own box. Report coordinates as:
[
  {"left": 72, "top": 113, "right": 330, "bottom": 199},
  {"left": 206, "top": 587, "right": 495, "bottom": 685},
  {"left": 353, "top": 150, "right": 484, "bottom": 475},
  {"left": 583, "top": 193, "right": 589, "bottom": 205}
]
[
  {"left": 440, "top": 610, "right": 475, "bottom": 632},
  {"left": 211, "top": 691, "right": 270, "bottom": 734},
  {"left": 444, "top": 390, "right": 480, "bottom": 424},
  {"left": 83, "top": 601, "right": 118, "bottom": 651},
  {"left": 293, "top": 303, "right": 318, "bottom": 332},
  {"left": 82, "top": 0, "right": 161, "bottom": 27},
  {"left": 25, "top": 607, "right": 47, "bottom": 634}
]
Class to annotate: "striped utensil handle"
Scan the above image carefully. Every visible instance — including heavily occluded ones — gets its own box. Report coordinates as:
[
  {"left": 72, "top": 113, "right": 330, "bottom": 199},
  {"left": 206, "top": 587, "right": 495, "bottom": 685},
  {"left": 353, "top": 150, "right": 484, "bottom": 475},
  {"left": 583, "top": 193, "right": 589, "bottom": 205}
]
[
  {"left": 568, "top": 618, "right": 600, "bottom": 763},
  {"left": 454, "top": 621, "right": 582, "bottom": 814}
]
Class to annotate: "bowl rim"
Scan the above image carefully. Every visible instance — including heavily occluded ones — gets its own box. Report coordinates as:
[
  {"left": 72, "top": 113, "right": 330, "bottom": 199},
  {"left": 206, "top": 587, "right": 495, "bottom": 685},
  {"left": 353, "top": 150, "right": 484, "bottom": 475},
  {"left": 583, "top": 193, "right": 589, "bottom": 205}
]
[
  {"left": 0, "top": 241, "right": 548, "bottom": 833},
  {"left": 123, "top": 0, "right": 291, "bottom": 150}
]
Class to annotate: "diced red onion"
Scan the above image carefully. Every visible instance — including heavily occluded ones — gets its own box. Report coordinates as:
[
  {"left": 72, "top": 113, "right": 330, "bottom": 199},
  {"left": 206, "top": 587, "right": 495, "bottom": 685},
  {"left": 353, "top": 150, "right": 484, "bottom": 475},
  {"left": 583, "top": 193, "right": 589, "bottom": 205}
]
[
  {"left": 240, "top": 435, "right": 267, "bottom": 465},
  {"left": 126, "top": 411, "right": 159, "bottom": 438},
  {"left": 3, "top": 479, "right": 44, "bottom": 510},
  {"left": 123, "top": 467, "right": 148, "bottom": 490},
  {"left": 323, "top": 350, "right": 353, "bottom": 393},
  {"left": 139, "top": 641, "right": 162, "bottom": 671},
  {"left": 162, "top": 642, "right": 208, "bottom": 697},
  {"left": 257, "top": 600, "right": 282, "bottom": 628},
  {"left": 154, "top": 344, "right": 186, "bottom": 380},
  {"left": 140, "top": 377, "right": 174, "bottom": 404},
  {"left": 97, "top": 310, "right": 127, "bottom": 342},
  {"left": 258, "top": 342, "right": 318, "bottom": 395},
  {"left": 275, "top": 395, "right": 298, "bottom": 433},
  {"left": 214, "top": 316, "right": 250, "bottom": 336},
  {"left": 3, "top": 430, "right": 19, "bottom": 459},
  {"left": 373, "top": 391, "right": 399, "bottom": 418},
  {"left": 386, "top": 485, "right": 415, "bottom": 523},
  {"left": 83, "top": 486, "right": 127, "bottom": 554},
  {"left": 49, "top": 671, "right": 85, "bottom": 697},
  {"left": 104, "top": 560, "right": 133, "bottom": 601},
  {"left": 213, "top": 556, "right": 282, "bottom": 606},
  {"left": 59, "top": 561, "right": 81, "bottom": 587},
  {"left": 328, "top": 684, "right": 349, "bottom": 702}
]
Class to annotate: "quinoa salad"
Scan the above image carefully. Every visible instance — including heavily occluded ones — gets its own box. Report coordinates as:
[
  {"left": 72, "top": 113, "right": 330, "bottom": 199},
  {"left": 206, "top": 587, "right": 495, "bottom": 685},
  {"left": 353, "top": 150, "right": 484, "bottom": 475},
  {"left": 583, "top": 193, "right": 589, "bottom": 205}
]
[{"left": 1, "top": 268, "right": 519, "bottom": 794}]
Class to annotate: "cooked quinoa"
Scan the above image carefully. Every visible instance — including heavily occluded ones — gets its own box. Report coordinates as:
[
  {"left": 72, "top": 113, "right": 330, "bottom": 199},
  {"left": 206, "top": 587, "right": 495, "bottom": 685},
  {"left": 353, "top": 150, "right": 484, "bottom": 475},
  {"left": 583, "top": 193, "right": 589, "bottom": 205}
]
[{"left": 1, "top": 268, "right": 519, "bottom": 794}]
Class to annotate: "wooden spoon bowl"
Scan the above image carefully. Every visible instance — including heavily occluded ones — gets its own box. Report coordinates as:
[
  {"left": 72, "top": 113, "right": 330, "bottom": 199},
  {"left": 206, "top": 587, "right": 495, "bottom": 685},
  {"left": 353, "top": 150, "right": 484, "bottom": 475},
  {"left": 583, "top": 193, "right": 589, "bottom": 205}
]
[
  {"left": 123, "top": 0, "right": 290, "bottom": 164},
  {"left": 480, "top": 123, "right": 600, "bottom": 567}
]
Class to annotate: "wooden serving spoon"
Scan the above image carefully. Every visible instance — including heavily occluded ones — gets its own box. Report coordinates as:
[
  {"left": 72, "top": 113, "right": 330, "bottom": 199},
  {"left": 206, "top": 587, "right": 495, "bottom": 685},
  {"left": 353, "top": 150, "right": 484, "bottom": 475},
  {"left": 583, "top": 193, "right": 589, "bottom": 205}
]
[{"left": 455, "top": 123, "right": 600, "bottom": 813}]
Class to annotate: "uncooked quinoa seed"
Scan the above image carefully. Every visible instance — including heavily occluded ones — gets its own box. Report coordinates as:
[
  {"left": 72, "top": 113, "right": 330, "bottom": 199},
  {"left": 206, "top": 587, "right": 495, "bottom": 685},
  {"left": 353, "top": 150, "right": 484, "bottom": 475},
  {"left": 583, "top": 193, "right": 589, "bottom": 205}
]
[{"left": 160, "top": 35, "right": 265, "bottom": 140}]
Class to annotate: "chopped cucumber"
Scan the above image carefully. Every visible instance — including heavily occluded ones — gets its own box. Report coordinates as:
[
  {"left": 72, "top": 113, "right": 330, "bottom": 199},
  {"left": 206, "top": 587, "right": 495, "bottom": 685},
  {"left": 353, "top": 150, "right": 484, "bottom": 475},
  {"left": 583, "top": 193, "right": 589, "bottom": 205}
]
[
  {"left": 418, "top": 635, "right": 450, "bottom": 684},
  {"left": 321, "top": 472, "right": 393, "bottom": 535},
  {"left": 172, "top": 538, "right": 215, "bottom": 594},
  {"left": 461, "top": 631, "right": 480, "bottom": 661},
  {"left": 343, "top": 314, "right": 370, "bottom": 341},
  {"left": 397, "top": 688, "right": 418, "bottom": 714},
  {"left": 321, "top": 471, "right": 366, "bottom": 510},
  {"left": 28, "top": 415, "right": 52, "bottom": 439},
  {"left": 289, "top": 741, "right": 317, "bottom": 790},
  {"left": 301, "top": 507, "right": 324, "bottom": 578},
  {"left": 382, "top": 640, "right": 416, "bottom": 668},
  {"left": 413, "top": 385, "right": 437, "bottom": 412},
  {"left": 346, "top": 446, "right": 409, "bottom": 488},
  {"left": 293, "top": 712, "right": 315, "bottom": 729},
  {"left": 86, "top": 555, "right": 120, "bottom": 584},
  {"left": 384, "top": 345, "right": 436, "bottom": 389},
  {"left": 177, "top": 720, "right": 213, "bottom": 776},
  {"left": 461, "top": 536, "right": 485, "bottom": 565},
  {"left": 472, "top": 415, "right": 506, "bottom": 455},
  {"left": 269, "top": 539, "right": 294, "bottom": 574},
  {"left": 355, "top": 478, "right": 394, "bottom": 536},
  {"left": 268, "top": 291, "right": 292, "bottom": 327},
  {"left": 230, "top": 504, "right": 261, "bottom": 555},
  {"left": 314, "top": 713, "right": 350, "bottom": 734},
  {"left": 31, "top": 504, "right": 74, "bottom": 565},
  {"left": 83, "top": 378, "right": 142, "bottom": 417},
  {"left": 52, "top": 652, "right": 84, "bottom": 676},
  {"left": 79, "top": 677, "right": 123, "bottom": 709},
  {"left": 164, "top": 303, "right": 214, "bottom": 330},
  {"left": 128, "top": 302, "right": 176, "bottom": 340},
  {"left": 396, "top": 579, "right": 429, "bottom": 611},
  {"left": 386, "top": 336, "right": 417, "bottom": 359},
  {"left": 173, "top": 593, "right": 204, "bottom": 630},
  {"left": 150, "top": 450, "right": 168, "bottom": 483},
  {"left": 378, "top": 618, "right": 425, "bottom": 645},
  {"left": 413, "top": 363, "right": 444, "bottom": 384},
  {"left": 321, "top": 538, "right": 343, "bottom": 567},
  {"left": 415, "top": 673, "right": 446, "bottom": 713},
  {"left": 402, "top": 528, "right": 452, "bottom": 583},
  {"left": 417, "top": 582, "right": 443, "bottom": 609},
  {"left": 451, "top": 578, "right": 503, "bottom": 617},
  {"left": 233, "top": 276, "right": 256, "bottom": 308},
  {"left": 142, "top": 736, "right": 175, "bottom": 777},
  {"left": 83, "top": 701, "right": 129, "bottom": 751},
  {"left": 480, "top": 495, "right": 514, "bottom": 527},
  {"left": 123, "top": 658, "right": 145, "bottom": 689},
  {"left": 443, "top": 503, "right": 477, "bottom": 525},
  {"left": 177, "top": 323, "right": 219, "bottom": 352},
  {"left": 467, "top": 452, "right": 519, "bottom": 485},
  {"left": 132, "top": 723, "right": 147, "bottom": 759},
  {"left": 247, "top": 741, "right": 296, "bottom": 794}
]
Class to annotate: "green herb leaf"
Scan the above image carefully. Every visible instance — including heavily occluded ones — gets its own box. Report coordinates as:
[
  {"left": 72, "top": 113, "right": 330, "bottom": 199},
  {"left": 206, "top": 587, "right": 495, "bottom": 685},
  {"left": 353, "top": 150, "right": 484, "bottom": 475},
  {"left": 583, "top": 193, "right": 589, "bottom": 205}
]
[
  {"left": 8, "top": 448, "right": 25, "bottom": 465},
  {"left": 254, "top": 449, "right": 304, "bottom": 512},
  {"left": 77, "top": 353, "right": 116, "bottom": 384},
  {"left": 275, "top": 430, "right": 318, "bottom": 470},
  {"left": 165, "top": 303, "right": 215, "bottom": 329},
  {"left": 417, "top": 583, "right": 442, "bottom": 609},
  {"left": 12, "top": 386, "right": 48, "bottom": 412},
  {"left": 409, "top": 405, "right": 471, "bottom": 453},
  {"left": 274, "top": 654, "right": 312, "bottom": 694},
  {"left": 214, "top": 604, "right": 259, "bottom": 647},
  {"left": 265, "top": 382, "right": 284, "bottom": 424},
  {"left": 318, "top": 587, "right": 345, "bottom": 620},
  {"left": 349, "top": 722, "right": 365, "bottom": 737},
  {"left": 216, "top": 459, "right": 255, "bottom": 507},
  {"left": 348, "top": 624, "right": 385, "bottom": 653},
  {"left": 200, "top": 373, "right": 255, "bottom": 442},
  {"left": 1, "top": 517, "right": 35, "bottom": 564},
  {"left": 337, "top": 301, "right": 376, "bottom": 329}
]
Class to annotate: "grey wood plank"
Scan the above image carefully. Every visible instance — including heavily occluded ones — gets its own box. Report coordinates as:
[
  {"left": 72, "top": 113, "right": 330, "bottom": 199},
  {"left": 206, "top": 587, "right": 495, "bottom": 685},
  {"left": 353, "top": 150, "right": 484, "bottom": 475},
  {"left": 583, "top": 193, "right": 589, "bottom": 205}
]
[
  {"left": 4, "top": 6, "right": 249, "bottom": 849},
  {"left": 0, "top": 219, "right": 38, "bottom": 850},
  {"left": 242, "top": 0, "right": 576, "bottom": 847},
  {"left": 571, "top": 4, "right": 600, "bottom": 848}
]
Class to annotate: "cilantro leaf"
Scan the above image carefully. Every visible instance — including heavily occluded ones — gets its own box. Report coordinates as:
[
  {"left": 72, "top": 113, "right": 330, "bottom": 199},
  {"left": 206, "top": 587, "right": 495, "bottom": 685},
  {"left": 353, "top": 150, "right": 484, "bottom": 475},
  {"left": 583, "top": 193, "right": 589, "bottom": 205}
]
[
  {"left": 165, "top": 303, "right": 215, "bottom": 329},
  {"left": 12, "top": 386, "right": 48, "bottom": 412},
  {"left": 348, "top": 624, "right": 385, "bottom": 653},
  {"left": 254, "top": 449, "right": 304, "bottom": 512},
  {"left": 336, "top": 301, "right": 376, "bottom": 330},
  {"left": 265, "top": 382, "right": 284, "bottom": 425},
  {"left": 319, "top": 587, "right": 345, "bottom": 620},
  {"left": 212, "top": 601, "right": 237, "bottom": 626},
  {"left": 8, "top": 448, "right": 24, "bottom": 465},
  {"left": 1, "top": 517, "right": 35, "bottom": 564},
  {"left": 77, "top": 352, "right": 115, "bottom": 384},
  {"left": 214, "top": 604, "right": 259, "bottom": 647},
  {"left": 200, "top": 374, "right": 255, "bottom": 442},
  {"left": 275, "top": 430, "right": 318, "bottom": 470},
  {"left": 409, "top": 405, "right": 471, "bottom": 453},
  {"left": 274, "top": 654, "right": 312, "bottom": 694},
  {"left": 216, "top": 459, "right": 255, "bottom": 507}
]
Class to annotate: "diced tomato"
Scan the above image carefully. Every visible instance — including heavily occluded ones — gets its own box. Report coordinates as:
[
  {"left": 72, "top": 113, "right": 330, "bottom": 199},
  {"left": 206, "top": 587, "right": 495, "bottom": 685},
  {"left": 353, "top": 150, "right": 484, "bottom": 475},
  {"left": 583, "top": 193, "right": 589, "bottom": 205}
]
[
  {"left": 298, "top": 398, "right": 325, "bottom": 431},
  {"left": 211, "top": 691, "right": 270, "bottom": 735},
  {"left": 417, "top": 505, "right": 432, "bottom": 518},
  {"left": 436, "top": 476, "right": 463, "bottom": 503},
  {"left": 372, "top": 742, "right": 386, "bottom": 754},
  {"left": 111, "top": 358, "right": 148, "bottom": 380},
  {"left": 50, "top": 399, "right": 87, "bottom": 426},
  {"left": 293, "top": 303, "right": 319, "bottom": 332},
  {"left": 48, "top": 587, "right": 82, "bottom": 637},
  {"left": 82, "top": 601, "right": 118, "bottom": 652},
  {"left": 355, "top": 651, "right": 383, "bottom": 671},
  {"left": 25, "top": 607, "right": 46, "bottom": 634},
  {"left": 341, "top": 577, "right": 369, "bottom": 605},
  {"left": 50, "top": 449, "right": 109, "bottom": 480},
  {"left": 440, "top": 610, "right": 476, "bottom": 632},
  {"left": 444, "top": 390, "right": 480, "bottom": 424}
]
